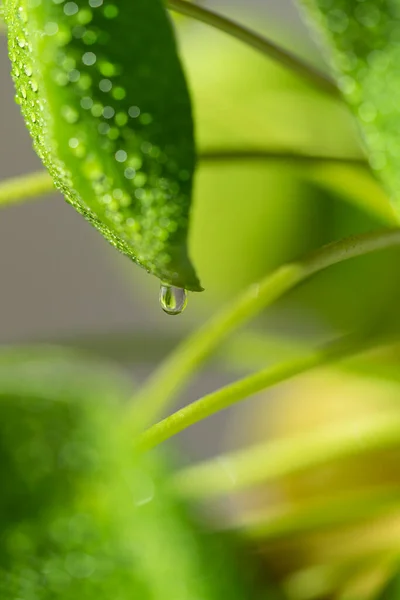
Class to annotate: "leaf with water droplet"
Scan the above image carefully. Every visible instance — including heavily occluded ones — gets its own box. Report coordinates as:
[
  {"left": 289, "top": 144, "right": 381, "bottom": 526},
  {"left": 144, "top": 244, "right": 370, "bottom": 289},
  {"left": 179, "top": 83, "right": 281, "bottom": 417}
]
[
  {"left": 4, "top": 0, "right": 202, "bottom": 290},
  {"left": 298, "top": 0, "right": 400, "bottom": 219},
  {"left": 0, "top": 347, "right": 261, "bottom": 598}
]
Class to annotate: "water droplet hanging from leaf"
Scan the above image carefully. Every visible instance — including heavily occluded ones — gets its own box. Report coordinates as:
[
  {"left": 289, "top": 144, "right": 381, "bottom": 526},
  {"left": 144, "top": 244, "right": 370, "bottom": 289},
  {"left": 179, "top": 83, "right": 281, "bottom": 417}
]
[
  {"left": 4, "top": 0, "right": 202, "bottom": 291},
  {"left": 159, "top": 282, "right": 187, "bottom": 315}
]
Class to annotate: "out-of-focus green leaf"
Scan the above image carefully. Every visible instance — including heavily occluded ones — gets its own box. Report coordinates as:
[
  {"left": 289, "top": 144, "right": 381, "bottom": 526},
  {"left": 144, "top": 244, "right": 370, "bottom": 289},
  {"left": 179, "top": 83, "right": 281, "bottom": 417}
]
[
  {"left": 0, "top": 347, "right": 266, "bottom": 599},
  {"left": 298, "top": 0, "right": 400, "bottom": 221},
  {"left": 300, "top": 164, "right": 397, "bottom": 225},
  {"left": 5, "top": 0, "right": 200, "bottom": 290}
]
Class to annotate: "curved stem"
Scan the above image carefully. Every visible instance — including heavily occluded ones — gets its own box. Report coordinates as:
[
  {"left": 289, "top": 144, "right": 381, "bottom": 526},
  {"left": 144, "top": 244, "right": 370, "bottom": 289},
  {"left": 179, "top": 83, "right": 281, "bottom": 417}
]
[
  {"left": 173, "top": 413, "right": 400, "bottom": 499},
  {"left": 166, "top": 0, "right": 339, "bottom": 99},
  {"left": 0, "top": 171, "right": 54, "bottom": 206},
  {"left": 200, "top": 148, "right": 367, "bottom": 167},
  {"left": 132, "top": 228, "right": 400, "bottom": 432},
  {"left": 137, "top": 333, "right": 374, "bottom": 449},
  {"left": 0, "top": 150, "right": 365, "bottom": 208}
]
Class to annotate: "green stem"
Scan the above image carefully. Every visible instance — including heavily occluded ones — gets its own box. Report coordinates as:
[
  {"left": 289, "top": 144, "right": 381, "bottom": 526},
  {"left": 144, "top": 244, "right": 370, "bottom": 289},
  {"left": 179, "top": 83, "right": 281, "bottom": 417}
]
[
  {"left": 132, "top": 228, "right": 400, "bottom": 431},
  {"left": 166, "top": 0, "right": 339, "bottom": 99},
  {"left": 0, "top": 171, "right": 54, "bottom": 206},
  {"left": 200, "top": 148, "right": 366, "bottom": 167},
  {"left": 137, "top": 333, "right": 375, "bottom": 449},
  {"left": 0, "top": 150, "right": 364, "bottom": 208},
  {"left": 172, "top": 413, "right": 400, "bottom": 498}
]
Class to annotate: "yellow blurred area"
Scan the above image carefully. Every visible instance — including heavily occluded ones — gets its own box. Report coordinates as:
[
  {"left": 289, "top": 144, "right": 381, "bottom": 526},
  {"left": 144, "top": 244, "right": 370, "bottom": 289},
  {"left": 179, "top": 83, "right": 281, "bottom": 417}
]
[{"left": 229, "top": 368, "right": 400, "bottom": 600}]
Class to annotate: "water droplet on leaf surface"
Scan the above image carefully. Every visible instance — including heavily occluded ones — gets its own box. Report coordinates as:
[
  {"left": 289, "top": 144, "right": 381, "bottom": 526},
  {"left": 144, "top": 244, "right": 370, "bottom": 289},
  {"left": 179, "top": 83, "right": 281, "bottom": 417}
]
[{"left": 159, "top": 283, "right": 187, "bottom": 316}]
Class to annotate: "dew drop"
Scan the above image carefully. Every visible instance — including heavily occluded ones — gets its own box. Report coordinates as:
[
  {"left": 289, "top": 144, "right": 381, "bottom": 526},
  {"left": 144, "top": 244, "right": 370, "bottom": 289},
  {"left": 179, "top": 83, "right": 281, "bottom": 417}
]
[
  {"left": 99, "top": 78, "right": 112, "bottom": 92},
  {"left": 103, "top": 105, "right": 115, "bottom": 119},
  {"left": 64, "top": 1, "right": 78, "bottom": 15},
  {"left": 159, "top": 283, "right": 187, "bottom": 316},
  {"left": 79, "top": 97, "right": 92, "bottom": 111},
  {"left": 44, "top": 21, "right": 59, "bottom": 35},
  {"left": 112, "top": 86, "right": 126, "bottom": 100},
  {"left": 82, "top": 51, "right": 97, "bottom": 66},
  {"left": 103, "top": 3, "right": 118, "bottom": 18},
  {"left": 115, "top": 149, "right": 127, "bottom": 162},
  {"left": 128, "top": 105, "right": 140, "bottom": 118}
]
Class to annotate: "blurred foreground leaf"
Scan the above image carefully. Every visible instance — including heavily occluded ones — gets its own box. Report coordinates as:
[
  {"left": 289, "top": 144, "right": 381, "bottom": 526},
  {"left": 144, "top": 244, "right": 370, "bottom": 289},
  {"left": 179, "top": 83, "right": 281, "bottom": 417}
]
[{"left": 0, "top": 347, "right": 266, "bottom": 599}]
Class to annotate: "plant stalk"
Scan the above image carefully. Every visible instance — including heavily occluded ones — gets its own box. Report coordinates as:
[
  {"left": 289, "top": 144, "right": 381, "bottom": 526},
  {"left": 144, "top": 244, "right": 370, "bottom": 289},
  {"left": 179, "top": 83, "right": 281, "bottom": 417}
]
[
  {"left": 137, "top": 332, "right": 375, "bottom": 449},
  {"left": 0, "top": 149, "right": 365, "bottom": 207},
  {"left": 200, "top": 148, "right": 366, "bottom": 166},
  {"left": 0, "top": 171, "right": 54, "bottom": 206},
  {"left": 166, "top": 0, "right": 340, "bottom": 98}
]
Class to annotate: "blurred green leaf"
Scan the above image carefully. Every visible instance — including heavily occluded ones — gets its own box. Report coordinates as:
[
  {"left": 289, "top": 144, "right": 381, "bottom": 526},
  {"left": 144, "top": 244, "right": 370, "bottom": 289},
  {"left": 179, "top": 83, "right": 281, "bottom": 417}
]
[
  {"left": 298, "top": 0, "right": 400, "bottom": 222},
  {"left": 301, "top": 163, "right": 397, "bottom": 225},
  {"left": 0, "top": 347, "right": 268, "bottom": 599}
]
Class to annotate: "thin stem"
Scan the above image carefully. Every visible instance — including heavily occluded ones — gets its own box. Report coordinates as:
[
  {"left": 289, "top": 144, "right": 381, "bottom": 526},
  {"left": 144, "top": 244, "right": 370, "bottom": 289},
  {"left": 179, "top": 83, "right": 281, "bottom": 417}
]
[
  {"left": 167, "top": 0, "right": 339, "bottom": 99},
  {"left": 0, "top": 150, "right": 364, "bottom": 208},
  {"left": 173, "top": 413, "right": 400, "bottom": 498},
  {"left": 0, "top": 171, "right": 54, "bottom": 206},
  {"left": 200, "top": 148, "right": 367, "bottom": 167},
  {"left": 137, "top": 333, "right": 375, "bottom": 450},
  {"left": 132, "top": 228, "right": 400, "bottom": 431}
]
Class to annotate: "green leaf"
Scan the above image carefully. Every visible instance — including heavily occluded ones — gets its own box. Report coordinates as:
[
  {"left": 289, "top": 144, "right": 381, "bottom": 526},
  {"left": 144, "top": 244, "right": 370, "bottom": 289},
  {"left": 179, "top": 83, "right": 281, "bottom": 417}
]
[
  {"left": 4, "top": 0, "right": 201, "bottom": 290},
  {"left": 300, "top": 163, "right": 397, "bottom": 225},
  {"left": 0, "top": 347, "right": 261, "bottom": 599},
  {"left": 297, "top": 0, "right": 400, "bottom": 221}
]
